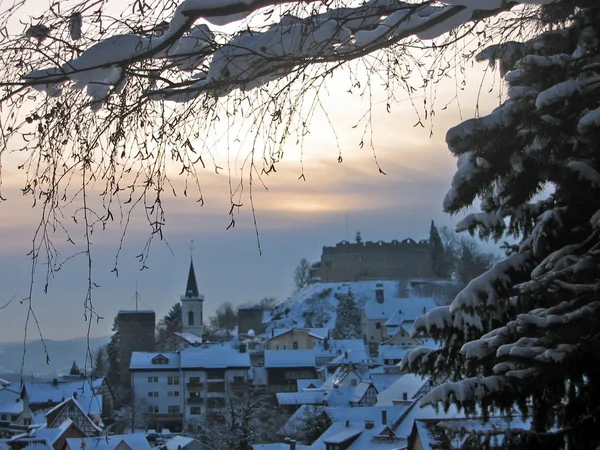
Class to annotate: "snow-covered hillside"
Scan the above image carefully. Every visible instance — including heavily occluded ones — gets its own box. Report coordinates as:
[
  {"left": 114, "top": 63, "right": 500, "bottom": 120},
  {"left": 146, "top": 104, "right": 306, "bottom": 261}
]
[{"left": 264, "top": 279, "right": 461, "bottom": 334}]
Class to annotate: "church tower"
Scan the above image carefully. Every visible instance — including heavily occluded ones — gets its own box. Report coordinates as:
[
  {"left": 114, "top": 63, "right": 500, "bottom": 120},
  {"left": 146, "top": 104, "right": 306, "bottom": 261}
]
[{"left": 181, "top": 258, "right": 204, "bottom": 337}]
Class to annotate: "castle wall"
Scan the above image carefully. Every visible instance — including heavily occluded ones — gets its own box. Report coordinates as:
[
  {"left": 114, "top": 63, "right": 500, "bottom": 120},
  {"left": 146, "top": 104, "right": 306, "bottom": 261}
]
[
  {"left": 118, "top": 311, "right": 156, "bottom": 389},
  {"left": 320, "top": 240, "right": 436, "bottom": 283},
  {"left": 237, "top": 307, "right": 264, "bottom": 335}
]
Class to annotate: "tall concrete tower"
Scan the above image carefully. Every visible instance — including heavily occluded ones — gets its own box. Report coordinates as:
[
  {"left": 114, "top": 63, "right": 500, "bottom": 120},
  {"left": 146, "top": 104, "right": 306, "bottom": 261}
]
[
  {"left": 117, "top": 309, "right": 155, "bottom": 389},
  {"left": 181, "top": 259, "right": 204, "bottom": 337}
]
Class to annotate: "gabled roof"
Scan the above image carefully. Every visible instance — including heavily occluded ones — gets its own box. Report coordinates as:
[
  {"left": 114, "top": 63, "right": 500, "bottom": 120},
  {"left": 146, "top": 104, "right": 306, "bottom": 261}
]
[
  {"left": 323, "top": 428, "right": 362, "bottom": 444},
  {"left": 184, "top": 259, "right": 200, "bottom": 298},
  {"left": 164, "top": 435, "right": 200, "bottom": 449},
  {"left": 45, "top": 397, "right": 103, "bottom": 433},
  {"left": 269, "top": 328, "right": 328, "bottom": 340},
  {"left": 34, "top": 419, "right": 84, "bottom": 444},
  {"left": 276, "top": 390, "right": 326, "bottom": 406},
  {"left": 375, "top": 374, "right": 429, "bottom": 406},
  {"left": 349, "top": 381, "right": 377, "bottom": 404}
]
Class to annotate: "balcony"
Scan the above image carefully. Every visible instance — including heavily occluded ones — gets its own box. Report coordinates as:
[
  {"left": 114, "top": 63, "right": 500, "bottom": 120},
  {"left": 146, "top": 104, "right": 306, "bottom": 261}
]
[
  {"left": 186, "top": 382, "right": 204, "bottom": 389},
  {"left": 187, "top": 397, "right": 203, "bottom": 404}
]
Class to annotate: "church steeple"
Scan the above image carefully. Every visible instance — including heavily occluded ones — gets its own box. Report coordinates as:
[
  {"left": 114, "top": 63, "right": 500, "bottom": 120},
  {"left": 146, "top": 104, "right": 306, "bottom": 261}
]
[{"left": 185, "top": 259, "right": 199, "bottom": 298}]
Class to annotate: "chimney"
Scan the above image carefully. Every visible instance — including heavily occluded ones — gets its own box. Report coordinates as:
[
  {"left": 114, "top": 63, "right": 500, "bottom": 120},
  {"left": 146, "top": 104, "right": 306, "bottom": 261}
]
[
  {"left": 381, "top": 410, "right": 387, "bottom": 425},
  {"left": 346, "top": 420, "right": 350, "bottom": 427},
  {"left": 271, "top": 329, "right": 275, "bottom": 338},
  {"left": 402, "top": 392, "right": 408, "bottom": 401},
  {"left": 344, "top": 351, "right": 348, "bottom": 359},
  {"left": 365, "top": 420, "right": 374, "bottom": 430},
  {"left": 239, "top": 343, "right": 247, "bottom": 353},
  {"left": 284, "top": 438, "right": 296, "bottom": 450}
]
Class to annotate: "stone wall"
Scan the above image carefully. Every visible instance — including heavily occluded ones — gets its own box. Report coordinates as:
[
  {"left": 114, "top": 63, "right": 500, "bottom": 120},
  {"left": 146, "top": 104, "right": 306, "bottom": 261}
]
[
  {"left": 319, "top": 239, "right": 436, "bottom": 283},
  {"left": 117, "top": 310, "right": 155, "bottom": 389},
  {"left": 237, "top": 306, "right": 264, "bottom": 335}
]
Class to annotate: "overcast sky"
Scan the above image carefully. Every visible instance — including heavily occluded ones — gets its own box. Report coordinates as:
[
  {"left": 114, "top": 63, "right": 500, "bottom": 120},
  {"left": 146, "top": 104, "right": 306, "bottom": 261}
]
[{"left": 0, "top": 61, "right": 501, "bottom": 343}]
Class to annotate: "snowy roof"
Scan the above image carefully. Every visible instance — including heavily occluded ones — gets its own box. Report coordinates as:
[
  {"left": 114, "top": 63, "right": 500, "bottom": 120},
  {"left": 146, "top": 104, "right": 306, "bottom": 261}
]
[
  {"left": 175, "top": 332, "right": 203, "bottom": 344},
  {"left": 0, "top": 386, "right": 20, "bottom": 403},
  {"left": 376, "top": 374, "right": 429, "bottom": 405},
  {"left": 0, "top": 439, "right": 53, "bottom": 450},
  {"left": 45, "top": 397, "right": 103, "bottom": 432},
  {"left": 323, "top": 428, "right": 363, "bottom": 444},
  {"left": 378, "top": 345, "right": 416, "bottom": 362},
  {"left": 264, "top": 350, "right": 316, "bottom": 368},
  {"left": 328, "top": 347, "right": 369, "bottom": 365},
  {"left": 65, "top": 434, "right": 151, "bottom": 450},
  {"left": 349, "top": 381, "right": 376, "bottom": 404},
  {"left": 364, "top": 297, "right": 438, "bottom": 322},
  {"left": 276, "top": 390, "right": 326, "bottom": 406},
  {"left": 129, "top": 352, "right": 180, "bottom": 370},
  {"left": 0, "top": 398, "right": 23, "bottom": 414},
  {"left": 180, "top": 343, "right": 251, "bottom": 368},
  {"left": 163, "top": 435, "right": 199, "bottom": 449},
  {"left": 320, "top": 367, "right": 360, "bottom": 390},
  {"left": 23, "top": 379, "right": 104, "bottom": 405},
  {"left": 34, "top": 420, "right": 74, "bottom": 444}
]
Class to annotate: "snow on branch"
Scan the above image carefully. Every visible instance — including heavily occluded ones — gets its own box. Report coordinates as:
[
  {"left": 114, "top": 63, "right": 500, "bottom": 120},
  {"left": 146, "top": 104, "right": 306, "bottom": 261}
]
[
  {"left": 420, "top": 375, "right": 508, "bottom": 408},
  {"left": 15, "top": 0, "right": 555, "bottom": 108}
]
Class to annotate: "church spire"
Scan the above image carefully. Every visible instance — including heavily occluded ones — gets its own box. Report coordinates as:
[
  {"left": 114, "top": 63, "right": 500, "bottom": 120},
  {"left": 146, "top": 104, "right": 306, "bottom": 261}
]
[{"left": 185, "top": 259, "right": 200, "bottom": 298}]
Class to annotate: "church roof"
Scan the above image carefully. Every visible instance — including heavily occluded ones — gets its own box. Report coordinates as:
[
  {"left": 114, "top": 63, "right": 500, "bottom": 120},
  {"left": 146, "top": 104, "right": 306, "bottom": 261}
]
[{"left": 185, "top": 259, "right": 199, "bottom": 298}]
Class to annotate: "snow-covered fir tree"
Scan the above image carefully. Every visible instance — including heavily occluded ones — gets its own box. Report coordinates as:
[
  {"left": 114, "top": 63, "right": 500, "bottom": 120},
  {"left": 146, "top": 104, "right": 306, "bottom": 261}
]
[
  {"left": 332, "top": 290, "right": 361, "bottom": 339},
  {"left": 403, "top": 4, "right": 600, "bottom": 449}
]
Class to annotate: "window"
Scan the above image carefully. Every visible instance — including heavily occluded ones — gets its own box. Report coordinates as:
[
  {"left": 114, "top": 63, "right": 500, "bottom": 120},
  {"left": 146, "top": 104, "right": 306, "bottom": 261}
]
[
  {"left": 148, "top": 376, "right": 159, "bottom": 383},
  {"left": 0, "top": 414, "right": 6, "bottom": 421},
  {"left": 148, "top": 391, "right": 159, "bottom": 397},
  {"left": 148, "top": 405, "right": 159, "bottom": 413},
  {"left": 189, "top": 391, "right": 201, "bottom": 398},
  {"left": 293, "top": 342, "right": 298, "bottom": 350},
  {"left": 190, "top": 407, "right": 202, "bottom": 415},
  {"left": 188, "top": 311, "right": 194, "bottom": 326},
  {"left": 375, "top": 322, "right": 381, "bottom": 330},
  {"left": 174, "top": 391, "right": 180, "bottom": 396},
  {"left": 168, "top": 391, "right": 179, "bottom": 397},
  {"left": 189, "top": 377, "right": 201, "bottom": 383},
  {"left": 207, "top": 382, "right": 225, "bottom": 393},
  {"left": 207, "top": 369, "right": 225, "bottom": 380},
  {"left": 168, "top": 376, "right": 180, "bottom": 385},
  {"left": 168, "top": 406, "right": 180, "bottom": 413},
  {"left": 148, "top": 377, "right": 152, "bottom": 383},
  {"left": 23, "top": 418, "right": 32, "bottom": 426},
  {"left": 232, "top": 376, "right": 244, "bottom": 385},
  {"left": 350, "top": 379, "right": 357, "bottom": 387}
]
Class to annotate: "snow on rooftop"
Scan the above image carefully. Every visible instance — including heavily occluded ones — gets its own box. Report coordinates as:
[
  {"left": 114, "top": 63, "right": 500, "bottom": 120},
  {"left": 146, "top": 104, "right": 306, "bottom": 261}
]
[
  {"left": 297, "top": 379, "right": 323, "bottom": 390},
  {"left": 129, "top": 352, "right": 180, "bottom": 370},
  {"left": 175, "top": 332, "right": 203, "bottom": 344},
  {"left": 23, "top": 379, "right": 103, "bottom": 405},
  {"left": 0, "top": 398, "right": 23, "bottom": 414},
  {"left": 163, "top": 435, "right": 198, "bottom": 449},
  {"left": 277, "top": 390, "right": 326, "bottom": 406},
  {"left": 264, "top": 350, "right": 316, "bottom": 368},
  {"left": 66, "top": 433, "right": 151, "bottom": 450},
  {"left": 323, "top": 427, "right": 363, "bottom": 444},
  {"left": 376, "top": 374, "right": 429, "bottom": 405},
  {"left": 180, "top": 343, "right": 251, "bottom": 368},
  {"left": 364, "top": 297, "right": 438, "bottom": 321}
]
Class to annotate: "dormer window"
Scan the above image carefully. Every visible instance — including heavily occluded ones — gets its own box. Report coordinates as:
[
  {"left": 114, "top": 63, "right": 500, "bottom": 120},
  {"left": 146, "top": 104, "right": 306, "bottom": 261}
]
[
  {"left": 188, "top": 311, "right": 194, "bottom": 326},
  {"left": 152, "top": 354, "right": 169, "bottom": 365}
]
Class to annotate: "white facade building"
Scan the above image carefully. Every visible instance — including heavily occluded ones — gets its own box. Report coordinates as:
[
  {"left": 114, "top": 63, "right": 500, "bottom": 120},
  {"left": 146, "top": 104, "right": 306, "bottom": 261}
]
[{"left": 130, "top": 344, "right": 251, "bottom": 430}]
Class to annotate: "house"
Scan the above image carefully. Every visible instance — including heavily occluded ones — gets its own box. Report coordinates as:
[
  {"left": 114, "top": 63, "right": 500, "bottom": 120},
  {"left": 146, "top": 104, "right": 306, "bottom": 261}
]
[
  {"left": 44, "top": 397, "right": 103, "bottom": 437},
  {"left": 32, "top": 419, "right": 88, "bottom": 450},
  {"left": 266, "top": 329, "right": 327, "bottom": 351},
  {"left": 361, "top": 296, "right": 437, "bottom": 353},
  {"left": 179, "top": 343, "right": 251, "bottom": 415},
  {"left": 65, "top": 434, "right": 151, "bottom": 450},
  {"left": 130, "top": 343, "right": 252, "bottom": 429},
  {"left": 129, "top": 351, "right": 182, "bottom": 431},
  {"left": 264, "top": 351, "right": 317, "bottom": 393},
  {"left": 375, "top": 374, "right": 429, "bottom": 405},
  {"left": 20, "top": 378, "right": 106, "bottom": 421},
  {"left": 0, "top": 384, "right": 23, "bottom": 429},
  {"left": 381, "top": 326, "right": 421, "bottom": 346}
]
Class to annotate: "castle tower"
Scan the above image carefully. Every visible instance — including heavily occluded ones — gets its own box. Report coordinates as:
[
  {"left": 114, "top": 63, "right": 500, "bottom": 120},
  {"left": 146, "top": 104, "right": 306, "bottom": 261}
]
[
  {"left": 181, "top": 259, "right": 204, "bottom": 337},
  {"left": 117, "top": 309, "right": 155, "bottom": 389}
]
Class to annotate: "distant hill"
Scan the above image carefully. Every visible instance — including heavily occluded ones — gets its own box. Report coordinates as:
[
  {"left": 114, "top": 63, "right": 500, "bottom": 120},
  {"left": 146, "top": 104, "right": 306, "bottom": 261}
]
[
  {"left": 264, "top": 279, "right": 461, "bottom": 334},
  {"left": 0, "top": 335, "right": 109, "bottom": 381}
]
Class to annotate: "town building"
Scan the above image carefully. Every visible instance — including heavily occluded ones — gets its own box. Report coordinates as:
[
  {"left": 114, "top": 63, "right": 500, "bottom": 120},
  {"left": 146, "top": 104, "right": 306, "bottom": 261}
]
[{"left": 266, "top": 329, "right": 326, "bottom": 351}]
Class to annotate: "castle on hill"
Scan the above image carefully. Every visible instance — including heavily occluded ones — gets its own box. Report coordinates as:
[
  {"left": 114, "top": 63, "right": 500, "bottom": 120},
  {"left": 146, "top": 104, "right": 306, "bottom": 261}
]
[{"left": 311, "top": 221, "right": 447, "bottom": 283}]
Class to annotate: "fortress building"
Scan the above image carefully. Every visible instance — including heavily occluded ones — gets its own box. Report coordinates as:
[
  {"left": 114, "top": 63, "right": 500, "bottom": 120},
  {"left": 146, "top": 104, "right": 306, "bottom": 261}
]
[
  {"left": 117, "top": 309, "right": 155, "bottom": 389},
  {"left": 314, "top": 222, "right": 447, "bottom": 283}
]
